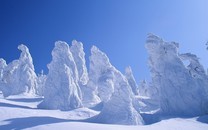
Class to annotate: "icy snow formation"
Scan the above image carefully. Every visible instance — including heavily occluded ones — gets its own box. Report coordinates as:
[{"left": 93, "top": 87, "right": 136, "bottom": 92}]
[
  {"left": 90, "top": 46, "right": 144, "bottom": 125},
  {"left": 39, "top": 41, "right": 82, "bottom": 110},
  {"left": 125, "top": 66, "right": 139, "bottom": 95},
  {"left": 145, "top": 34, "right": 208, "bottom": 116},
  {"left": 70, "top": 40, "right": 99, "bottom": 107},
  {"left": 0, "top": 44, "right": 37, "bottom": 97}
]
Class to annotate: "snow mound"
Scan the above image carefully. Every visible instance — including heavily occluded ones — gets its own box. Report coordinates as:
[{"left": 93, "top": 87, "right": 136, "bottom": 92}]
[
  {"left": 145, "top": 34, "right": 208, "bottom": 116},
  {"left": 39, "top": 41, "right": 82, "bottom": 110}
]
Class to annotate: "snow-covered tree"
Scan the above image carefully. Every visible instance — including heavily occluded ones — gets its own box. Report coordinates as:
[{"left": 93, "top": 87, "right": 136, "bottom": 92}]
[
  {"left": 0, "top": 58, "right": 7, "bottom": 92},
  {"left": 39, "top": 41, "right": 82, "bottom": 110},
  {"left": 0, "top": 44, "right": 37, "bottom": 97},
  {"left": 145, "top": 34, "right": 208, "bottom": 116},
  {"left": 90, "top": 46, "right": 144, "bottom": 125},
  {"left": 36, "top": 70, "right": 47, "bottom": 96},
  {"left": 70, "top": 40, "right": 100, "bottom": 107},
  {"left": 70, "top": 40, "right": 89, "bottom": 85},
  {"left": 88, "top": 46, "right": 115, "bottom": 103}
]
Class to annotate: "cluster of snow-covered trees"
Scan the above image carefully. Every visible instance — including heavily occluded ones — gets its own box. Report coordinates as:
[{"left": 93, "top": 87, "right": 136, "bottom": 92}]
[{"left": 0, "top": 34, "right": 208, "bottom": 125}]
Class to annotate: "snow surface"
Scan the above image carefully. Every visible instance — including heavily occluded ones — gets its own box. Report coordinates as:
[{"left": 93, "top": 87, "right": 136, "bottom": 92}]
[{"left": 0, "top": 94, "right": 207, "bottom": 130}]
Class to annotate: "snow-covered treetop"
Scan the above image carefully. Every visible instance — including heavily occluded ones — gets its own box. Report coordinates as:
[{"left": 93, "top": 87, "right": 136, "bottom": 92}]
[
  {"left": 180, "top": 53, "right": 206, "bottom": 76},
  {"left": 50, "top": 41, "right": 79, "bottom": 80},
  {"left": 90, "top": 46, "right": 111, "bottom": 67},
  {"left": 18, "top": 44, "right": 34, "bottom": 70},
  {"left": 89, "top": 45, "right": 115, "bottom": 83},
  {"left": 52, "top": 41, "right": 72, "bottom": 61},
  {"left": 146, "top": 34, "right": 179, "bottom": 59},
  {"left": 0, "top": 58, "right": 7, "bottom": 69},
  {"left": 125, "top": 66, "right": 132, "bottom": 76},
  {"left": 70, "top": 40, "right": 89, "bottom": 85}
]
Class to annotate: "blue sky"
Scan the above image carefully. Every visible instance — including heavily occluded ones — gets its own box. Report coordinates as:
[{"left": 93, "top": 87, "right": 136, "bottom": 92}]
[{"left": 0, "top": 0, "right": 208, "bottom": 82}]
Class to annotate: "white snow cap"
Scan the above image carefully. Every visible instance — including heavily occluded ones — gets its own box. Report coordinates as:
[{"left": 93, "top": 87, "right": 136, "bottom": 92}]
[
  {"left": 39, "top": 41, "right": 82, "bottom": 110},
  {"left": 146, "top": 34, "right": 208, "bottom": 116},
  {"left": 0, "top": 58, "right": 7, "bottom": 69},
  {"left": 18, "top": 44, "right": 35, "bottom": 70}
]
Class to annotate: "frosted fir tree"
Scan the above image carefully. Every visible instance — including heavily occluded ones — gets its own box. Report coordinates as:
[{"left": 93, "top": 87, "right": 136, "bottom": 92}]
[
  {"left": 145, "top": 34, "right": 208, "bottom": 116},
  {"left": 70, "top": 40, "right": 100, "bottom": 107},
  {"left": 0, "top": 58, "right": 7, "bottom": 92},
  {"left": 89, "top": 46, "right": 144, "bottom": 125},
  {"left": 180, "top": 53, "right": 208, "bottom": 98},
  {"left": 88, "top": 46, "right": 115, "bottom": 103},
  {"left": 125, "top": 66, "right": 139, "bottom": 95},
  {"left": 0, "top": 44, "right": 37, "bottom": 97},
  {"left": 0, "top": 58, "right": 6, "bottom": 79},
  {"left": 39, "top": 41, "right": 82, "bottom": 110},
  {"left": 36, "top": 70, "right": 47, "bottom": 96},
  {"left": 70, "top": 40, "right": 89, "bottom": 86}
]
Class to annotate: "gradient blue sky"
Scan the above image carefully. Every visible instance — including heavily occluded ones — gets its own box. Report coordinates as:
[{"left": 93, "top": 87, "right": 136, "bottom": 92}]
[{"left": 0, "top": 0, "right": 208, "bottom": 82}]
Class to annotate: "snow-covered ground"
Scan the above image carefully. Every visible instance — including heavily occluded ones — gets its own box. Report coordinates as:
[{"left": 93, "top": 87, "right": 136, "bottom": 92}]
[{"left": 0, "top": 94, "right": 207, "bottom": 130}]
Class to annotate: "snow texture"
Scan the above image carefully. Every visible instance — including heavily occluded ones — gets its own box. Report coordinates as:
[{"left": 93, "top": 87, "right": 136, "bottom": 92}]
[
  {"left": 90, "top": 46, "right": 144, "bottom": 125},
  {"left": 145, "top": 34, "right": 208, "bottom": 116},
  {"left": 39, "top": 41, "right": 82, "bottom": 110},
  {"left": 0, "top": 44, "right": 37, "bottom": 97}
]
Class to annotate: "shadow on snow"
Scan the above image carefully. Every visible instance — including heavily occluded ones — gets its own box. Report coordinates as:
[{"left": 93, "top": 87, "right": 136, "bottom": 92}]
[
  {"left": 0, "top": 116, "right": 83, "bottom": 130},
  {"left": 7, "top": 97, "right": 43, "bottom": 103}
]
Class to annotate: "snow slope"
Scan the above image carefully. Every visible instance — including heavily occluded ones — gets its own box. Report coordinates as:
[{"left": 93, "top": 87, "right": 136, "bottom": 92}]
[{"left": 0, "top": 94, "right": 207, "bottom": 130}]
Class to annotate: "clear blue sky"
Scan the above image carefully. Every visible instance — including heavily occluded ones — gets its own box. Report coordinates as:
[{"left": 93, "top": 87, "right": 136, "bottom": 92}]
[{"left": 0, "top": 0, "right": 208, "bottom": 82}]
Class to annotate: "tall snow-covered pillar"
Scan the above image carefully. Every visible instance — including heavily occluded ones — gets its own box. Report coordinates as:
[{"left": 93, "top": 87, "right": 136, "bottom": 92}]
[
  {"left": 145, "top": 34, "right": 208, "bottom": 116},
  {"left": 90, "top": 46, "right": 144, "bottom": 125},
  {"left": 1, "top": 44, "right": 37, "bottom": 97},
  {"left": 39, "top": 41, "right": 82, "bottom": 110}
]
